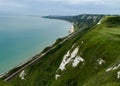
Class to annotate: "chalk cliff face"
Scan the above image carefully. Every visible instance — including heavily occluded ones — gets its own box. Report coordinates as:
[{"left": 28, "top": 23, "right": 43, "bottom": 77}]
[
  {"left": 1, "top": 15, "right": 120, "bottom": 86},
  {"left": 43, "top": 14, "right": 105, "bottom": 28}
]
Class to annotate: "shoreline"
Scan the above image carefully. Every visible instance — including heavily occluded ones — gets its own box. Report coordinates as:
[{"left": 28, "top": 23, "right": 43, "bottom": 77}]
[{"left": 0, "top": 18, "right": 74, "bottom": 79}]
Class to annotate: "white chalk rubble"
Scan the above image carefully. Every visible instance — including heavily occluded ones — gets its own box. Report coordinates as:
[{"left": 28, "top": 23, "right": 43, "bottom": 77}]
[
  {"left": 58, "top": 47, "right": 79, "bottom": 71},
  {"left": 106, "top": 63, "right": 120, "bottom": 72},
  {"left": 97, "top": 58, "right": 105, "bottom": 65},
  {"left": 97, "top": 18, "right": 103, "bottom": 25},
  {"left": 19, "top": 70, "right": 26, "bottom": 80},
  {"left": 55, "top": 74, "right": 61, "bottom": 80},
  {"left": 117, "top": 71, "right": 120, "bottom": 79},
  {"left": 59, "top": 50, "right": 70, "bottom": 71},
  {"left": 81, "top": 41, "right": 84, "bottom": 44},
  {"left": 72, "top": 56, "right": 85, "bottom": 67}
]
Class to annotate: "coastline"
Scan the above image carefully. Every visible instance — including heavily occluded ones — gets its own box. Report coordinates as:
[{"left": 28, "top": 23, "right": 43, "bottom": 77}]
[{"left": 0, "top": 18, "right": 74, "bottom": 79}]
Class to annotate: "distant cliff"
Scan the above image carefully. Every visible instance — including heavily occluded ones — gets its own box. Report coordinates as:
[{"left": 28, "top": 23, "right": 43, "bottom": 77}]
[{"left": 43, "top": 14, "right": 105, "bottom": 30}]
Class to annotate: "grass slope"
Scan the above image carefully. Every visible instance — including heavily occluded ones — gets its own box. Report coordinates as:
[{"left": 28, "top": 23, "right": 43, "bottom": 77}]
[
  {"left": 1, "top": 16, "right": 120, "bottom": 86},
  {"left": 0, "top": 80, "right": 12, "bottom": 86},
  {"left": 51, "top": 16, "right": 120, "bottom": 86}
]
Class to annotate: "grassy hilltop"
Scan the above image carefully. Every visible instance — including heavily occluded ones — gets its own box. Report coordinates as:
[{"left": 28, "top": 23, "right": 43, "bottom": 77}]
[{"left": 1, "top": 15, "right": 120, "bottom": 86}]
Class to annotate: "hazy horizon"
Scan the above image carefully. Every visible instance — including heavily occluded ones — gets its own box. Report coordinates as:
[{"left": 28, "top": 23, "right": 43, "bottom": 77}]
[{"left": 0, "top": 0, "right": 120, "bottom": 16}]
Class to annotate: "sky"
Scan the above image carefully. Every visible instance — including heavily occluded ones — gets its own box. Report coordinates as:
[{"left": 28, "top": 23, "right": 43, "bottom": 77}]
[{"left": 0, "top": 0, "right": 120, "bottom": 15}]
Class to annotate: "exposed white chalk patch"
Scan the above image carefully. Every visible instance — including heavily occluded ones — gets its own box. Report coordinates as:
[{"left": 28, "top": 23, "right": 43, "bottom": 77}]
[
  {"left": 55, "top": 74, "right": 61, "bottom": 80},
  {"left": 19, "top": 70, "right": 26, "bottom": 80},
  {"left": 58, "top": 47, "right": 79, "bottom": 71},
  {"left": 112, "top": 63, "right": 120, "bottom": 70},
  {"left": 72, "top": 43, "right": 76, "bottom": 48},
  {"left": 106, "top": 63, "right": 120, "bottom": 72},
  {"left": 82, "top": 62, "right": 85, "bottom": 66},
  {"left": 70, "top": 47, "right": 79, "bottom": 58},
  {"left": 117, "top": 71, "right": 120, "bottom": 79},
  {"left": 59, "top": 50, "right": 70, "bottom": 71},
  {"left": 97, "top": 58, "right": 105, "bottom": 65},
  {"left": 106, "top": 67, "right": 113, "bottom": 72},
  {"left": 97, "top": 18, "right": 103, "bottom": 24},
  {"left": 81, "top": 41, "right": 84, "bottom": 44},
  {"left": 72, "top": 56, "right": 85, "bottom": 67}
]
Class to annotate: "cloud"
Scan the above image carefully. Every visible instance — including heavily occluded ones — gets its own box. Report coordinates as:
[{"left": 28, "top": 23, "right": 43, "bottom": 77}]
[
  {"left": 38, "top": 0, "right": 104, "bottom": 4},
  {"left": 0, "top": 0, "right": 119, "bottom": 15},
  {"left": 0, "top": 0, "right": 26, "bottom": 8}
]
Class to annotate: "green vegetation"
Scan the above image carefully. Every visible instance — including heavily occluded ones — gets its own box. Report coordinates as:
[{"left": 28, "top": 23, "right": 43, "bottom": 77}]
[
  {"left": 0, "top": 81, "right": 12, "bottom": 86},
  {"left": 1, "top": 15, "right": 120, "bottom": 86},
  {"left": 43, "top": 14, "right": 105, "bottom": 30},
  {"left": 51, "top": 16, "right": 120, "bottom": 86}
]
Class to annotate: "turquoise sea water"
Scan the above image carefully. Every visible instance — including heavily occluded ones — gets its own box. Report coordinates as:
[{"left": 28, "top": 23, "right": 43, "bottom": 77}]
[{"left": 0, "top": 15, "right": 72, "bottom": 74}]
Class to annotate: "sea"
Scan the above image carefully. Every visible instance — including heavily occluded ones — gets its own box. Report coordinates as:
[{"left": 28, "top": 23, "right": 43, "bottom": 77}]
[{"left": 0, "top": 15, "right": 72, "bottom": 74}]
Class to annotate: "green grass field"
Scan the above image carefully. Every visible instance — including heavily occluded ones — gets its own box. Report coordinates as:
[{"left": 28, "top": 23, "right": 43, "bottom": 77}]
[{"left": 1, "top": 16, "right": 120, "bottom": 86}]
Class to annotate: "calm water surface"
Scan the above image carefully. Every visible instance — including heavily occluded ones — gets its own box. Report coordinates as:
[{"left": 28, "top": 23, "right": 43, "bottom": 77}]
[{"left": 0, "top": 15, "right": 72, "bottom": 74}]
